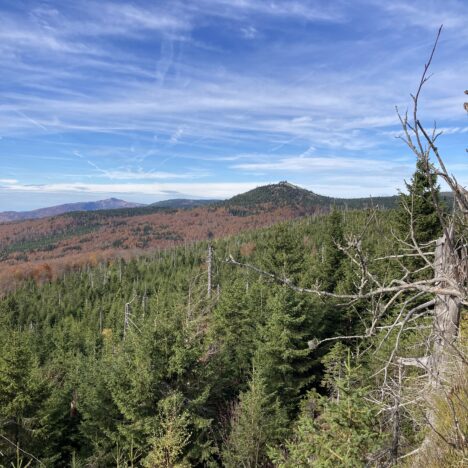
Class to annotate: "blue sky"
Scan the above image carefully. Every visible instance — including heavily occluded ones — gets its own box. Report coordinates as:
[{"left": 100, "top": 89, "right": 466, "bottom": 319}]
[{"left": 0, "top": 0, "right": 467, "bottom": 210}]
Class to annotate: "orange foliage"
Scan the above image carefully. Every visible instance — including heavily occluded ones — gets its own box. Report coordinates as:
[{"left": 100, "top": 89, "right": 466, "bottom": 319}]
[
  {"left": 0, "top": 203, "right": 324, "bottom": 293},
  {"left": 240, "top": 241, "right": 256, "bottom": 257}
]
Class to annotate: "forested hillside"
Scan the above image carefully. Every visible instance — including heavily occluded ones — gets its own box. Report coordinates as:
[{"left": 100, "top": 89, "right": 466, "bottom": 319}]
[
  {"left": 226, "top": 182, "right": 399, "bottom": 211},
  {"left": 0, "top": 208, "right": 395, "bottom": 466},
  {"left": 0, "top": 184, "right": 396, "bottom": 294},
  {"left": 1, "top": 178, "right": 466, "bottom": 466}
]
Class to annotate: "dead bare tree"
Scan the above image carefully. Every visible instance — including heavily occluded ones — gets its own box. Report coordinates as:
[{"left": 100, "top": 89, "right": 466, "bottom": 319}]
[
  {"left": 124, "top": 295, "right": 140, "bottom": 338},
  {"left": 394, "top": 27, "right": 468, "bottom": 461}
]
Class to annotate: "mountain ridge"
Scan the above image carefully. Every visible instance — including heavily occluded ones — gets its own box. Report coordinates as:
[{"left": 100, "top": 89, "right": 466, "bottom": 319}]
[
  {"left": 0, "top": 198, "right": 145, "bottom": 223},
  {"left": 225, "top": 181, "right": 399, "bottom": 210},
  {"left": 0, "top": 181, "right": 412, "bottom": 292},
  {"left": 0, "top": 182, "right": 401, "bottom": 223},
  {"left": 150, "top": 198, "right": 220, "bottom": 208}
]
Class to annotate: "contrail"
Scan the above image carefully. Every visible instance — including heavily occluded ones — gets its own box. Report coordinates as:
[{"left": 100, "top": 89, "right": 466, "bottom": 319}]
[{"left": 15, "top": 110, "right": 48, "bottom": 131}]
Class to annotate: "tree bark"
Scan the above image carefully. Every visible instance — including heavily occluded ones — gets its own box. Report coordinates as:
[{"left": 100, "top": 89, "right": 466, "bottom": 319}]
[
  {"left": 419, "top": 228, "right": 464, "bottom": 459},
  {"left": 430, "top": 230, "right": 462, "bottom": 388},
  {"left": 207, "top": 243, "right": 212, "bottom": 299}
]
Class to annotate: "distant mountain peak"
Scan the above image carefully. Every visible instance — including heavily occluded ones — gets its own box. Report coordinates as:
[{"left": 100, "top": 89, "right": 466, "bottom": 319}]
[
  {"left": 0, "top": 198, "right": 144, "bottom": 223},
  {"left": 226, "top": 182, "right": 324, "bottom": 208},
  {"left": 278, "top": 180, "right": 300, "bottom": 189},
  {"left": 225, "top": 182, "right": 399, "bottom": 211}
]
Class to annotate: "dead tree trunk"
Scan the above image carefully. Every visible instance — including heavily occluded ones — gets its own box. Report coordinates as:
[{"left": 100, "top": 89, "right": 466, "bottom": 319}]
[
  {"left": 207, "top": 242, "right": 212, "bottom": 299},
  {"left": 124, "top": 302, "right": 130, "bottom": 339},
  {"left": 430, "top": 230, "right": 462, "bottom": 388},
  {"left": 390, "top": 365, "right": 402, "bottom": 463}
]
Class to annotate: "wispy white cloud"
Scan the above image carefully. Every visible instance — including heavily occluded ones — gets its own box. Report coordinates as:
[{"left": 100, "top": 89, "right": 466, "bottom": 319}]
[
  {"left": 193, "top": 0, "right": 346, "bottom": 22},
  {"left": 170, "top": 127, "right": 185, "bottom": 144},
  {"left": 73, "top": 150, "right": 210, "bottom": 181},
  {"left": 231, "top": 155, "right": 410, "bottom": 172},
  {"left": 438, "top": 126, "right": 468, "bottom": 135},
  {"left": 1, "top": 181, "right": 264, "bottom": 199},
  {"left": 95, "top": 3, "right": 190, "bottom": 34},
  {"left": 0, "top": 3, "right": 464, "bottom": 149},
  {"left": 95, "top": 169, "right": 210, "bottom": 181},
  {"left": 374, "top": 0, "right": 468, "bottom": 33},
  {"left": 383, "top": 126, "right": 468, "bottom": 138},
  {"left": 241, "top": 26, "right": 258, "bottom": 39}
]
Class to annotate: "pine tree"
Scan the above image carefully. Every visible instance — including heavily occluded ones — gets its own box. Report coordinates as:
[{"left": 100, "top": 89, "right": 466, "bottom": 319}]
[
  {"left": 222, "top": 367, "right": 288, "bottom": 468},
  {"left": 143, "top": 392, "right": 191, "bottom": 468},
  {"left": 0, "top": 331, "right": 48, "bottom": 463},
  {"left": 253, "top": 286, "right": 313, "bottom": 413},
  {"left": 207, "top": 278, "right": 264, "bottom": 400},
  {"left": 262, "top": 223, "right": 304, "bottom": 282},
  {"left": 271, "top": 350, "right": 382, "bottom": 467},
  {"left": 320, "top": 342, "right": 348, "bottom": 400},
  {"left": 397, "top": 158, "right": 442, "bottom": 244},
  {"left": 319, "top": 208, "right": 345, "bottom": 292}
]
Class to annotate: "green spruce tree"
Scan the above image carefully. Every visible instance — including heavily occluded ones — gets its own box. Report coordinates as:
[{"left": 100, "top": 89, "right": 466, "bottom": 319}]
[
  {"left": 254, "top": 286, "right": 313, "bottom": 413},
  {"left": 271, "top": 349, "right": 382, "bottom": 467},
  {"left": 0, "top": 331, "right": 48, "bottom": 464},
  {"left": 262, "top": 222, "right": 304, "bottom": 283},
  {"left": 222, "top": 367, "right": 287, "bottom": 468},
  {"left": 397, "top": 158, "right": 442, "bottom": 244},
  {"left": 143, "top": 392, "right": 192, "bottom": 468},
  {"left": 319, "top": 208, "right": 345, "bottom": 292}
]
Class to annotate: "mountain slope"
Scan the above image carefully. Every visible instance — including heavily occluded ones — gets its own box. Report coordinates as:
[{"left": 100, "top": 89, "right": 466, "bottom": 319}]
[
  {"left": 0, "top": 198, "right": 145, "bottom": 223},
  {"left": 226, "top": 181, "right": 398, "bottom": 210},
  {"left": 0, "top": 181, "right": 405, "bottom": 292},
  {"left": 151, "top": 198, "right": 220, "bottom": 208},
  {"left": 227, "top": 182, "right": 328, "bottom": 207},
  {"left": 0, "top": 182, "right": 402, "bottom": 224}
]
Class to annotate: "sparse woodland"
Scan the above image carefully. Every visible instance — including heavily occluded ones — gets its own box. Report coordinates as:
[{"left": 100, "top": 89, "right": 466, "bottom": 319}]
[{"left": 0, "top": 32, "right": 466, "bottom": 467}]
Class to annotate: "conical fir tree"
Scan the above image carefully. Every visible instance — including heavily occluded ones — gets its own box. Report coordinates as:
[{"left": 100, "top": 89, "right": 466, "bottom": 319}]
[
  {"left": 262, "top": 222, "right": 304, "bottom": 282},
  {"left": 320, "top": 208, "right": 345, "bottom": 292},
  {"left": 270, "top": 349, "right": 382, "bottom": 467},
  {"left": 397, "top": 158, "right": 442, "bottom": 244},
  {"left": 0, "top": 331, "right": 48, "bottom": 463},
  {"left": 254, "top": 286, "right": 313, "bottom": 413},
  {"left": 222, "top": 367, "right": 288, "bottom": 468}
]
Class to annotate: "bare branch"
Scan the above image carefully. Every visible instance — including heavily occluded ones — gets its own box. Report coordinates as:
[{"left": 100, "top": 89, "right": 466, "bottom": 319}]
[
  {"left": 397, "top": 356, "right": 431, "bottom": 369},
  {"left": 226, "top": 255, "right": 463, "bottom": 299},
  {"left": 0, "top": 433, "right": 45, "bottom": 466}
]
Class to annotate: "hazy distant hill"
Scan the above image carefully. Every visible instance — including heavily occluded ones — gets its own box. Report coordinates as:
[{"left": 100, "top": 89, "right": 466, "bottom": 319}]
[
  {"left": 151, "top": 198, "right": 220, "bottom": 208},
  {"left": 0, "top": 198, "right": 144, "bottom": 223},
  {"left": 0, "top": 183, "right": 404, "bottom": 224}
]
